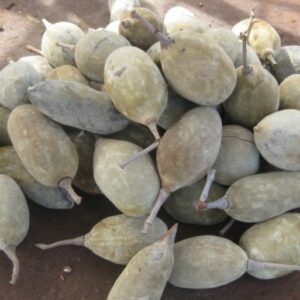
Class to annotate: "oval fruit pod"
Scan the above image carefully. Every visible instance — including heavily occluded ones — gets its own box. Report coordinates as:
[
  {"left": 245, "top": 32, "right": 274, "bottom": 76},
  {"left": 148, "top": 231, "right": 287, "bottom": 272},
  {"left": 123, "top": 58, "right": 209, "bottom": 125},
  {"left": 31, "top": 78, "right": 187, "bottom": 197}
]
[
  {"left": 164, "top": 177, "right": 227, "bottom": 226},
  {"left": 201, "top": 172, "right": 300, "bottom": 223},
  {"left": 75, "top": 30, "right": 130, "bottom": 82},
  {"left": 213, "top": 125, "right": 260, "bottom": 186},
  {"left": 107, "top": 224, "right": 177, "bottom": 300},
  {"left": 143, "top": 107, "right": 222, "bottom": 232},
  {"left": 0, "top": 107, "right": 11, "bottom": 146},
  {"left": 7, "top": 104, "right": 81, "bottom": 205},
  {"left": 93, "top": 138, "right": 160, "bottom": 217},
  {"left": 109, "top": 0, "right": 141, "bottom": 21},
  {"left": 0, "top": 174, "right": 30, "bottom": 284},
  {"left": 240, "top": 213, "right": 300, "bottom": 280},
  {"left": 36, "top": 214, "right": 167, "bottom": 265},
  {"left": 28, "top": 80, "right": 129, "bottom": 135},
  {"left": 254, "top": 109, "right": 300, "bottom": 171},
  {"left": 45, "top": 65, "right": 90, "bottom": 86},
  {"left": 169, "top": 235, "right": 300, "bottom": 289},
  {"left": 0, "top": 146, "right": 74, "bottom": 209},
  {"left": 279, "top": 74, "right": 300, "bottom": 110},
  {"left": 41, "top": 19, "right": 83, "bottom": 67},
  {"left": 18, "top": 55, "right": 53, "bottom": 80},
  {"left": 70, "top": 131, "right": 101, "bottom": 195},
  {"left": 0, "top": 61, "right": 40, "bottom": 110}
]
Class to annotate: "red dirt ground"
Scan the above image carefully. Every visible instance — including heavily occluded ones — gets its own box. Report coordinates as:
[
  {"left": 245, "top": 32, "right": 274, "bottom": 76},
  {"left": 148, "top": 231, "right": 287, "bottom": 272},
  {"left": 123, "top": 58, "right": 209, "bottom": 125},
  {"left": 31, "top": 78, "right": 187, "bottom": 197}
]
[{"left": 0, "top": 0, "right": 300, "bottom": 299}]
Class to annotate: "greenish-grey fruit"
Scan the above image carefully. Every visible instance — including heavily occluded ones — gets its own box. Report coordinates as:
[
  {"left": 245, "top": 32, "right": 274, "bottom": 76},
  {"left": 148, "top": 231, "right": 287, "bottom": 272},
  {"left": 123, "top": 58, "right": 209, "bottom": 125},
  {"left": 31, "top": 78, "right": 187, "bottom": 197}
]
[
  {"left": 18, "top": 55, "right": 53, "bottom": 80},
  {"left": 45, "top": 65, "right": 90, "bottom": 86},
  {"left": 240, "top": 213, "right": 300, "bottom": 279},
  {"left": 203, "top": 27, "right": 240, "bottom": 63},
  {"left": 147, "top": 41, "right": 161, "bottom": 66},
  {"left": 164, "top": 178, "right": 227, "bottom": 225},
  {"left": 107, "top": 224, "right": 177, "bottom": 300},
  {"left": 234, "top": 40, "right": 262, "bottom": 67},
  {"left": 7, "top": 104, "right": 80, "bottom": 204},
  {"left": 41, "top": 19, "right": 83, "bottom": 67},
  {"left": 36, "top": 214, "right": 167, "bottom": 265},
  {"left": 254, "top": 109, "right": 300, "bottom": 170},
  {"left": 119, "top": 7, "right": 164, "bottom": 50},
  {"left": 272, "top": 46, "right": 300, "bottom": 82},
  {"left": 0, "top": 146, "right": 74, "bottom": 209},
  {"left": 0, "top": 174, "right": 30, "bottom": 284},
  {"left": 158, "top": 88, "right": 196, "bottom": 130},
  {"left": 205, "top": 172, "right": 300, "bottom": 223},
  {"left": 214, "top": 125, "right": 260, "bottom": 186},
  {"left": 0, "top": 61, "right": 40, "bottom": 110},
  {"left": 75, "top": 30, "right": 130, "bottom": 82},
  {"left": 223, "top": 64, "right": 279, "bottom": 128},
  {"left": 279, "top": 74, "right": 300, "bottom": 110},
  {"left": 109, "top": 0, "right": 141, "bottom": 21},
  {"left": 70, "top": 131, "right": 101, "bottom": 195},
  {"left": 0, "top": 106, "right": 11, "bottom": 146},
  {"left": 160, "top": 30, "right": 236, "bottom": 106},
  {"left": 93, "top": 138, "right": 160, "bottom": 216},
  {"left": 232, "top": 18, "right": 281, "bottom": 64},
  {"left": 28, "top": 80, "right": 129, "bottom": 135}
]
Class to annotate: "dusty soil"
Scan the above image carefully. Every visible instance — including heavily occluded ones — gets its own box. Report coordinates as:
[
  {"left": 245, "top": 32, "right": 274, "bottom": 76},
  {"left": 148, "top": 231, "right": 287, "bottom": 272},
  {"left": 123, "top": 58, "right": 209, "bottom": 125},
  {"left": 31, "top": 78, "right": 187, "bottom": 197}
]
[{"left": 0, "top": 0, "right": 300, "bottom": 299}]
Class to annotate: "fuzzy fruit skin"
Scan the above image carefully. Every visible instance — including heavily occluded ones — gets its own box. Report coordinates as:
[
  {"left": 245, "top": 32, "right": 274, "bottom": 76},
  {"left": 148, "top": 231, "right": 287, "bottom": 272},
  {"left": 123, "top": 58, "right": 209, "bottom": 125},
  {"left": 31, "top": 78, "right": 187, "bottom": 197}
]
[
  {"left": 107, "top": 226, "right": 175, "bottom": 300},
  {"left": 0, "top": 107, "right": 11, "bottom": 146},
  {"left": 93, "top": 139, "right": 160, "bottom": 217},
  {"left": 75, "top": 30, "right": 130, "bottom": 83},
  {"left": 240, "top": 213, "right": 300, "bottom": 280},
  {"left": 0, "top": 61, "right": 40, "bottom": 110},
  {"left": 279, "top": 74, "right": 300, "bottom": 110},
  {"left": 161, "top": 31, "right": 237, "bottom": 106},
  {"left": 164, "top": 178, "right": 227, "bottom": 225},
  {"left": 224, "top": 172, "right": 300, "bottom": 222},
  {"left": 157, "top": 107, "right": 222, "bottom": 192},
  {"left": 214, "top": 125, "right": 260, "bottom": 186},
  {"left": 223, "top": 65, "right": 279, "bottom": 128},
  {"left": 7, "top": 104, "right": 78, "bottom": 187},
  {"left": 254, "top": 109, "right": 300, "bottom": 171},
  {"left": 28, "top": 80, "right": 129, "bottom": 135},
  {"left": 41, "top": 21, "right": 83, "bottom": 67},
  {"left": 0, "top": 174, "right": 29, "bottom": 249},
  {"left": 104, "top": 46, "right": 168, "bottom": 124},
  {"left": 85, "top": 214, "right": 167, "bottom": 264},
  {"left": 169, "top": 236, "right": 247, "bottom": 289}
]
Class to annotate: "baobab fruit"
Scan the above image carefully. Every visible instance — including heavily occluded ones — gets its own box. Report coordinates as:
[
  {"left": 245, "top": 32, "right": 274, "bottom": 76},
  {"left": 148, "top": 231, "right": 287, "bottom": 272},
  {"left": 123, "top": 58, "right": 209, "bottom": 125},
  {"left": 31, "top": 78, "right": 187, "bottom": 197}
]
[
  {"left": 75, "top": 30, "right": 130, "bottom": 82},
  {"left": 45, "top": 65, "right": 90, "bottom": 86},
  {"left": 0, "top": 107, "right": 11, "bottom": 146},
  {"left": 0, "top": 146, "right": 74, "bottom": 209},
  {"left": 240, "top": 213, "right": 300, "bottom": 279},
  {"left": 93, "top": 138, "right": 160, "bottom": 217},
  {"left": 0, "top": 61, "right": 40, "bottom": 110},
  {"left": 7, "top": 104, "right": 81, "bottom": 205},
  {"left": 107, "top": 224, "right": 177, "bottom": 300},
  {"left": 254, "top": 109, "right": 300, "bottom": 171},
  {"left": 200, "top": 172, "right": 300, "bottom": 223},
  {"left": 109, "top": 0, "right": 141, "bottom": 21},
  {"left": 28, "top": 80, "right": 129, "bottom": 135},
  {"left": 41, "top": 19, "right": 83, "bottom": 67},
  {"left": 0, "top": 174, "right": 29, "bottom": 284},
  {"left": 36, "top": 214, "right": 167, "bottom": 265},
  {"left": 213, "top": 125, "right": 260, "bottom": 186},
  {"left": 279, "top": 74, "right": 300, "bottom": 110}
]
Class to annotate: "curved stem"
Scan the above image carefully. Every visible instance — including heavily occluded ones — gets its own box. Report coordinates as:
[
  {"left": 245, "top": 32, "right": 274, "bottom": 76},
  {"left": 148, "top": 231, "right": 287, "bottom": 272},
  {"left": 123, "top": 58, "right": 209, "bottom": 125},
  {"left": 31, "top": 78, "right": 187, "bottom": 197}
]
[
  {"left": 56, "top": 42, "right": 76, "bottom": 50},
  {"left": 146, "top": 120, "right": 160, "bottom": 141},
  {"left": 247, "top": 259, "right": 300, "bottom": 272},
  {"left": 199, "top": 196, "right": 229, "bottom": 210},
  {"left": 266, "top": 53, "right": 277, "bottom": 65},
  {"left": 42, "top": 18, "right": 52, "bottom": 30},
  {"left": 58, "top": 177, "right": 82, "bottom": 205},
  {"left": 36, "top": 236, "right": 85, "bottom": 250},
  {"left": 3, "top": 246, "right": 19, "bottom": 284},
  {"left": 219, "top": 218, "right": 235, "bottom": 236},
  {"left": 131, "top": 10, "right": 173, "bottom": 48},
  {"left": 26, "top": 45, "right": 44, "bottom": 56},
  {"left": 142, "top": 188, "right": 170, "bottom": 234},
  {"left": 198, "top": 169, "right": 216, "bottom": 204}
]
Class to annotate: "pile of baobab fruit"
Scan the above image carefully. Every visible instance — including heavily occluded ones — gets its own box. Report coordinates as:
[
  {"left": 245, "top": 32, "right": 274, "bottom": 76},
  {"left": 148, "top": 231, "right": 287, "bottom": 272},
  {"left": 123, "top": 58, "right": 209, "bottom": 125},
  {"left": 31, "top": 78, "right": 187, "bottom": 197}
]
[{"left": 0, "top": 0, "right": 300, "bottom": 298}]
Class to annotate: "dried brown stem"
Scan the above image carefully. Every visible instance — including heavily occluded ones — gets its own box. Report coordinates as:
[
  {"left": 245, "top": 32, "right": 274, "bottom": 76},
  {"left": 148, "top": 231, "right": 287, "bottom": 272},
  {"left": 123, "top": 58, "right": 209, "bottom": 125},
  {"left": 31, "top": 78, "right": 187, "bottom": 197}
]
[
  {"left": 36, "top": 236, "right": 85, "bottom": 250},
  {"left": 26, "top": 45, "right": 44, "bottom": 56},
  {"left": 3, "top": 246, "right": 19, "bottom": 284},
  {"left": 58, "top": 177, "right": 82, "bottom": 205}
]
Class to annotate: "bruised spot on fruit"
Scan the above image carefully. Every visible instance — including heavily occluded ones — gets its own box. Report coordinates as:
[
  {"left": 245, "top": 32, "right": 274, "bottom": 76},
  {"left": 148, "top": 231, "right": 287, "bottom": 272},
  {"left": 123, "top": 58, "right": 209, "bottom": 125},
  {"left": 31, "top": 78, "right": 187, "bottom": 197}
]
[{"left": 114, "top": 66, "right": 126, "bottom": 77}]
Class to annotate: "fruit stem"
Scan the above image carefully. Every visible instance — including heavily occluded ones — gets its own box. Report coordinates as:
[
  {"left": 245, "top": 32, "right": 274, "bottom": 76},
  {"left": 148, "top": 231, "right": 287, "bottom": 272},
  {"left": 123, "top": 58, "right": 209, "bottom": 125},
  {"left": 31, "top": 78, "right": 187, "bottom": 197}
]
[
  {"left": 266, "top": 53, "right": 277, "bottom": 65},
  {"left": 26, "top": 45, "right": 44, "bottom": 56},
  {"left": 199, "top": 196, "right": 229, "bottom": 210},
  {"left": 58, "top": 177, "right": 82, "bottom": 205},
  {"left": 131, "top": 10, "right": 173, "bottom": 48},
  {"left": 3, "top": 246, "right": 19, "bottom": 284},
  {"left": 219, "top": 218, "right": 236, "bottom": 236},
  {"left": 142, "top": 188, "right": 170, "bottom": 234},
  {"left": 198, "top": 169, "right": 216, "bottom": 204},
  {"left": 36, "top": 236, "right": 85, "bottom": 250},
  {"left": 56, "top": 42, "right": 76, "bottom": 50},
  {"left": 247, "top": 259, "right": 300, "bottom": 272}
]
